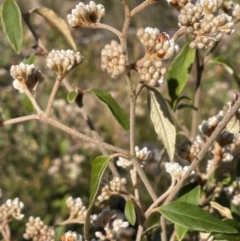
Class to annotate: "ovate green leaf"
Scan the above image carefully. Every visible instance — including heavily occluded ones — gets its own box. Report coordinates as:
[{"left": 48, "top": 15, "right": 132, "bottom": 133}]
[
  {"left": 158, "top": 201, "right": 238, "bottom": 234},
  {"left": 87, "top": 88, "right": 129, "bottom": 130},
  {"left": 67, "top": 91, "right": 78, "bottom": 103},
  {"left": 88, "top": 155, "right": 110, "bottom": 209},
  {"left": 29, "top": 7, "right": 76, "bottom": 50},
  {"left": 147, "top": 87, "right": 176, "bottom": 161},
  {"left": 167, "top": 42, "right": 195, "bottom": 106},
  {"left": 124, "top": 200, "right": 136, "bottom": 225},
  {"left": 84, "top": 156, "right": 110, "bottom": 239},
  {"left": 1, "top": 0, "right": 22, "bottom": 52}
]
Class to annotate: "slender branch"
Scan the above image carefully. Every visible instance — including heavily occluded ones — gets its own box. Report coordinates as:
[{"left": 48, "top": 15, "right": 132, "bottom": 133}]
[
  {"left": 2, "top": 115, "right": 39, "bottom": 126},
  {"left": 172, "top": 26, "right": 187, "bottom": 41},
  {"left": 23, "top": 86, "right": 43, "bottom": 115},
  {"left": 46, "top": 75, "right": 64, "bottom": 117},
  {"left": 190, "top": 49, "right": 204, "bottom": 141},
  {"left": 120, "top": 0, "right": 131, "bottom": 43},
  {"left": 145, "top": 180, "right": 176, "bottom": 218},
  {"left": 41, "top": 116, "right": 129, "bottom": 156},
  {"left": 91, "top": 23, "right": 123, "bottom": 42},
  {"left": 130, "top": 0, "right": 157, "bottom": 17},
  {"left": 160, "top": 216, "right": 167, "bottom": 241},
  {"left": 164, "top": 96, "right": 240, "bottom": 203}
]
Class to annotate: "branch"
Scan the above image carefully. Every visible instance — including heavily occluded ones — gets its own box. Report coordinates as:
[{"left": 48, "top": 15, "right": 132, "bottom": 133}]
[
  {"left": 164, "top": 96, "right": 240, "bottom": 203},
  {"left": 130, "top": 0, "right": 157, "bottom": 17}
]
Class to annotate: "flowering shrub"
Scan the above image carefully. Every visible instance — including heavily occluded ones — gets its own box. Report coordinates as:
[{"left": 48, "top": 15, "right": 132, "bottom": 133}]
[{"left": 1, "top": 0, "right": 240, "bottom": 241}]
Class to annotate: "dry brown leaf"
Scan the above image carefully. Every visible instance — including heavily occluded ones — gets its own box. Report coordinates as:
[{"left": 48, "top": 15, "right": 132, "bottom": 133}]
[{"left": 29, "top": 7, "right": 76, "bottom": 50}]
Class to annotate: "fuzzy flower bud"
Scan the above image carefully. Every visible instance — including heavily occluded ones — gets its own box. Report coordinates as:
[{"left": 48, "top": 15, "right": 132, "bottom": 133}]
[
  {"left": 66, "top": 197, "right": 87, "bottom": 221},
  {"left": 67, "top": 1, "right": 105, "bottom": 28},
  {"left": 97, "top": 177, "right": 127, "bottom": 202},
  {"left": 61, "top": 231, "right": 83, "bottom": 241},
  {"left": 101, "top": 40, "right": 127, "bottom": 78},
  {"left": 0, "top": 198, "right": 24, "bottom": 221},
  {"left": 23, "top": 216, "right": 55, "bottom": 241},
  {"left": 137, "top": 28, "right": 178, "bottom": 60},
  {"left": 10, "top": 63, "right": 43, "bottom": 93},
  {"left": 138, "top": 60, "right": 166, "bottom": 87},
  {"left": 46, "top": 49, "right": 83, "bottom": 76},
  {"left": 165, "top": 162, "right": 194, "bottom": 181}
]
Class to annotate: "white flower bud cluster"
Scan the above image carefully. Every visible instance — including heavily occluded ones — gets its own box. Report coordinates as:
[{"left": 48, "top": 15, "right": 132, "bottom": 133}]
[
  {"left": 101, "top": 40, "right": 127, "bottom": 79},
  {"left": 23, "top": 216, "right": 55, "bottom": 241},
  {"left": 0, "top": 198, "right": 24, "bottom": 221},
  {"left": 232, "top": 4, "right": 240, "bottom": 23},
  {"left": 97, "top": 177, "right": 127, "bottom": 202},
  {"left": 46, "top": 49, "right": 83, "bottom": 76},
  {"left": 232, "top": 193, "right": 240, "bottom": 206},
  {"left": 177, "top": 0, "right": 234, "bottom": 49},
  {"left": 137, "top": 28, "right": 179, "bottom": 60},
  {"left": 178, "top": 3, "right": 203, "bottom": 26},
  {"left": 165, "top": 162, "right": 194, "bottom": 181},
  {"left": 66, "top": 197, "right": 87, "bottom": 221},
  {"left": 10, "top": 63, "right": 43, "bottom": 93},
  {"left": 137, "top": 60, "right": 166, "bottom": 87},
  {"left": 95, "top": 227, "right": 114, "bottom": 241},
  {"left": 116, "top": 146, "right": 152, "bottom": 168},
  {"left": 112, "top": 219, "right": 129, "bottom": 232},
  {"left": 61, "top": 231, "right": 83, "bottom": 241},
  {"left": 189, "top": 140, "right": 202, "bottom": 160},
  {"left": 199, "top": 111, "right": 223, "bottom": 137},
  {"left": 67, "top": 1, "right": 105, "bottom": 28},
  {"left": 201, "top": 0, "right": 218, "bottom": 14}
]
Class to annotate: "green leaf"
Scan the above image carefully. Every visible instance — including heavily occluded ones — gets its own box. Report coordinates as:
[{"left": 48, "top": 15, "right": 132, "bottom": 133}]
[
  {"left": 21, "top": 94, "right": 34, "bottom": 113},
  {"left": 178, "top": 184, "right": 201, "bottom": 205},
  {"left": 87, "top": 88, "right": 129, "bottom": 130},
  {"left": 84, "top": 155, "right": 110, "bottom": 240},
  {"left": 29, "top": 7, "right": 77, "bottom": 50},
  {"left": 175, "top": 184, "right": 201, "bottom": 240},
  {"left": 175, "top": 224, "right": 188, "bottom": 241},
  {"left": 67, "top": 91, "right": 78, "bottom": 103},
  {"left": 147, "top": 87, "right": 176, "bottom": 161},
  {"left": 1, "top": 0, "right": 22, "bottom": 52},
  {"left": 158, "top": 201, "right": 238, "bottom": 234},
  {"left": 124, "top": 200, "right": 136, "bottom": 225},
  {"left": 167, "top": 42, "right": 195, "bottom": 106},
  {"left": 22, "top": 55, "right": 35, "bottom": 64},
  {"left": 88, "top": 155, "right": 110, "bottom": 209}
]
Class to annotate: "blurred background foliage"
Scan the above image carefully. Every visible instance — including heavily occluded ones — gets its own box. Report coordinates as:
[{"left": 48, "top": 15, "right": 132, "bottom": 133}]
[{"left": 0, "top": 0, "right": 240, "bottom": 240}]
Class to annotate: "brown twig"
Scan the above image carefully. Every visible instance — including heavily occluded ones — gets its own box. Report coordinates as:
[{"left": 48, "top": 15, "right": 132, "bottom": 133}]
[{"left": 130, "top": 0, "right": 157, "bottom": 17}]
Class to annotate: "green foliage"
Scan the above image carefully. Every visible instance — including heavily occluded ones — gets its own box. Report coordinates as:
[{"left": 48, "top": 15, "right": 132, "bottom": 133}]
[
  {"left": 158, "top": 201, "right": 238, "bottom": 234},
  {"left": 87, "top": 88, "right": 130, "bottom": 130},
  {"left": 1, "top": 0, "right": 22, "bottom": 52},
  {"left": 147, "top": 87, "right": 176, "bottom": 161},
  {"left": 124, "top": 200, "right": 136, "bottom": 225},
  {"left": 167, "top": 42, "right": 196, "bottom": 107}
]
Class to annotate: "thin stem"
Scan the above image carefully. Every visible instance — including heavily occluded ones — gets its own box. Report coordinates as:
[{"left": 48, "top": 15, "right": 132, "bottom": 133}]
[
  {"left": 120, "top": 0, "right": 131, "bottom": 43},
  {"left": 130, "top": 0, "right": 157, "bottom": 17},
  {"left": 145, "top": 180, "right": 175, "bottom": 218},
  {"left": 172, "top": 26, "right": 187, "bottom": 41},
  {"left": 136, "top": 225, "right": 144, "bottom": 241},
  {"left": 2, "top": 115, "right": 39, "bottom": 126},
  {"left": 92, "top": 23, "right": 123, "bottom": 42},
  {"left": 23, "top": 86, "right": 43, "bottom": 115},
  {"left": 46, "top": 75, "right": 64, "bottom": 117},
  {"left": 160, "top": 216, "right": 167, "bottom": 241},
  {"left": 41, "top": 116, "right": 129, "bottom": 156},
  {"left": 164, "top": 96, "right": 240, "bottom": 203},
  {"left": 190, "top": 49, "right": 204, "bottom": 141}
]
